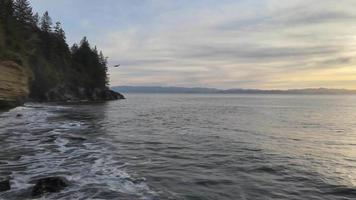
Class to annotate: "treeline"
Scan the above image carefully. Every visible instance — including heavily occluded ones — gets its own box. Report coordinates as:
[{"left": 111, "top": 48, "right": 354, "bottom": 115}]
[{"left": 0, "top": 0, "right": 109, "bottom": 100}]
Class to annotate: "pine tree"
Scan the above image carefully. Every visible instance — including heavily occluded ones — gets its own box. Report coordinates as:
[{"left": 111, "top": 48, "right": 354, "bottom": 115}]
[
  {"left": 0, "top": 0, "right": 15, "bottom": 27},
  {"left": 71, "top": 43, "right": 79, "bottom": 54},
  {"left": 0, "top": 0, "right": 113, "bottom": 99},
  {"left": 40, "top": 11, "right": 52, "bottom": 32},
  {"left": 99, "top": 51, "right": 109, "bottom": 86},
  {"left": 0, "top": 0, "right": 15, "bottom": 18},
  {"left": 32, "top": 12, "right": 39, "bottom": 27},
  {"left": 14, "top": 0, "right": 33, "bottom": 23},
  {"left": 54, "top": 21, "right": 66, "bottom": 41},
  {"left": 0, "top": 21, "right": 4, "bottom": 49},
  {"left": 99, "top": 51, "right": 107, "bottom": 66},
  {"left": 80, "top": 36, "right": 90, "bottom": 49}
]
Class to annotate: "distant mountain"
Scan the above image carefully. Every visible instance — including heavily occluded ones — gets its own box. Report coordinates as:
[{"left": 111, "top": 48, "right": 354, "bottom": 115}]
[
  {"left": 221, "top": 88, "right": 356, "bottom": 95},
  {"left": 112, "top": 86, "right": 356, "bottom": 95},
  {"left": 113, "top": 86, "right": 220, "bottom": 94}
]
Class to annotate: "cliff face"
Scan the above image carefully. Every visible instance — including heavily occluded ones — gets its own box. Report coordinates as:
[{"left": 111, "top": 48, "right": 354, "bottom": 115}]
[
  {"left": 0, "top": 60, "right": 123, "bottom": 109},
  {"left": 0, "top": 61, "right": 30, "bottom": 109},
  {"left": 1, "top": 2, "right": 125, "bottom": 106}
]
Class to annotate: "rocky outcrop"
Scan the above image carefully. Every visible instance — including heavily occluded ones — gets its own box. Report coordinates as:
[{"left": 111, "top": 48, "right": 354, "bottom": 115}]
[
  {"left": 44, "top": 84, "right": 125, "bottom": 102},
  {"left": 0, "top": 61, "right": 30, "bottom": 109},
  {"left": 0, "top": 178, "right": 11, "bottom": 192},
  {"left": 30, "top": 177, "right": 69, "bottom": 197},
  {"left": 0, "top": 60, "right": 123, "bottom": 108}
]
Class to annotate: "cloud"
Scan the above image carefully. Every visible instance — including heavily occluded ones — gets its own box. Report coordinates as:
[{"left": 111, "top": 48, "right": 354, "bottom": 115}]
[{"left": 31, "top": 0, "right": 356, "bottom": 89}]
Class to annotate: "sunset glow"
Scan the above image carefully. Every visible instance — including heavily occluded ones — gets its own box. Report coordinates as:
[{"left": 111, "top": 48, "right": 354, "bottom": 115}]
[{"left": 30, "top": 0, "right": 356, "bottom": 89}]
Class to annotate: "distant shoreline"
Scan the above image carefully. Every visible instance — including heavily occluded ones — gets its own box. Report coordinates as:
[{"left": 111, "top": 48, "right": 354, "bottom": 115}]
[{"left": 112, "top": 86, "right": 356, "bottom": 95}]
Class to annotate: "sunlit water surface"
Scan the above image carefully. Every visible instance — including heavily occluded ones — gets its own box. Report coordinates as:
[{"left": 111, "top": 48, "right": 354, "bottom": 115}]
[{"left": 1, "top": 94, "right": 356, "bottom": 200}]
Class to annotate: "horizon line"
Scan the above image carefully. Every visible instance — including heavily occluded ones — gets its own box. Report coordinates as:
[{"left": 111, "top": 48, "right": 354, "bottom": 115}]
[{"left": 111, "top": 85, "right": 356, "bottom": 92}]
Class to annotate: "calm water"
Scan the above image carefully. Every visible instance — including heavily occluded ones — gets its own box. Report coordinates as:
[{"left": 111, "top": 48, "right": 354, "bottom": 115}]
[{"left": 1, "top": 94, "right": 356, "bottom": 200}]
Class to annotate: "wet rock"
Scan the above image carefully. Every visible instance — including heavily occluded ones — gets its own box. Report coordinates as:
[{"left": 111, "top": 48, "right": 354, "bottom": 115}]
[
  {"left": 105, "top": 89, "right": 125, "bottom": 100},
  {"left": 30, "top": 177, "right": 69, "bottom": 197},
  {"left": 67, "top": 136, "right": 87, "bottom": 141},
  {"left": 0, "top": 179, "right": 11, "bottom": 192},
  {"left": 45, "top": 84, "right": 124, "bottom": 102}
]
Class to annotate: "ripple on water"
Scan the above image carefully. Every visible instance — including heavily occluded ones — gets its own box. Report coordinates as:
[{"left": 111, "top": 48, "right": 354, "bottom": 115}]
[
  {"left": 1, "top": 95, "right": 356, "bottom": 200},
  {"left": 0, "top": 104, "right": 158, "bottom": 200}
]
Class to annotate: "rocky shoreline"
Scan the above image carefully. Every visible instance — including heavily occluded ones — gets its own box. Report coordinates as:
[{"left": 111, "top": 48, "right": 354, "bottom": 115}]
[
  {"left": 0, "top": 60, "right": 124, "bottom": 110},
  {"left": 44, "top": 84, "right": 124, "bottom": 102}
]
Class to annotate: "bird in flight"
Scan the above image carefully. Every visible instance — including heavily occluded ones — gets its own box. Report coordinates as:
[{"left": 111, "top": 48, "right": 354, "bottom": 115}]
[{"left": 113, "top": 64, "right": 120, "bottom": 68}]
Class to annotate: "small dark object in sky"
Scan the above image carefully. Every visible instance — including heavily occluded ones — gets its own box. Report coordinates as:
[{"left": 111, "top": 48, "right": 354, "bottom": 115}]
[
  {"left": 31, "top": 177, "right": 69, "bottom": 197},
  {"left": 0, "top": 179, "right": 11, "bottom": 192},
  {"left": 113, "top": 64, "right": 120, "bottom": 68}
]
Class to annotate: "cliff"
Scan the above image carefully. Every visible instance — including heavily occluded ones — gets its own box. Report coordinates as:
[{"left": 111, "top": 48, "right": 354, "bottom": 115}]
[
  {"left": 0, "top": 1, "right": 125, "bottom": 107},
  {"left": 0, "top": 60, "right": 124, "bottom": 109},
  {"left": 0, "top": 61, "right": 30, "bottom": 109}
]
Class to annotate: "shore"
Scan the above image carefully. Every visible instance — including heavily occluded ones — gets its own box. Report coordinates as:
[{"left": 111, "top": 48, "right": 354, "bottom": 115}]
[{"left": 0, "top": 60, "right": 124, "bottom": 110}]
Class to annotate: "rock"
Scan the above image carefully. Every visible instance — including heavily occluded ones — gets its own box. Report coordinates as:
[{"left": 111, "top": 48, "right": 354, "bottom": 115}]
[
  {"left": 0, "top": 179, "right": 11, "bottom": 192},
  {"left": 30, "top": 177, "right": 69, "bottom": 197},
  {"left": 94, "top": 88, "right": 125, "bottom": 100},
  {"left": 0, "top": 61, "right": 30, "bottom": 109},
  {"left": 44, "top": 84, "right": 124, "bottom": 102},
  {"left": 106, "top": 89, "right": 125, "bottom": 100}
]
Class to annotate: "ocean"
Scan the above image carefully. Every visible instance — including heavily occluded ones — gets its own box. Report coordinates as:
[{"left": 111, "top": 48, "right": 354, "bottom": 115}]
[{"left": 1, "top": 94, "right": 356, "bottom": 199}]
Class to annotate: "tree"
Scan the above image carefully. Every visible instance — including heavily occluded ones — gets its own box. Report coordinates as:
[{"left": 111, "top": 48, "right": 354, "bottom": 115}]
[
  {"left": 71, "top": 37, "right": 109, "bottom": 88},
  {"left": 80, "top": 36, "right": 90, "bottom": 49},
  {"left": 99, "top": 51, "right": 107, "bottom": 66},
  {"left": 0, "top": 21, "right": 5, "bottom": 49},
  {"left": 71, "top": 43, "right": 79, "bottom": 54},
  {"left": 0, "top": 0, "right": 15, "bottom": 28},
  {"left": 40, "top": 11, "right": 52, "bottom": 32},
  {"left": 54, "top": 21, "right": 65, "bottom": 41},
  {"left": 0, "top": 0, "right": 112, "bottom": 100},
  {"left": 0, "top": 0, "right": 14, "bottom": 18},
  {"left": 32, "top": 12, "right": 39, "bottom": 27},
  {"left": 14, "top": 0, "right": 33, "bottom": 23},
  {"left": 99, "top": 51, "right": 109, "bottom": 86}
]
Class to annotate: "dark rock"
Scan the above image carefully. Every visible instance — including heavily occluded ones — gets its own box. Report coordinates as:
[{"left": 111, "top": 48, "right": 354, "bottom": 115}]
[
  {"left": 0, "top": 179, "right": 11, "bottom": 192},
  {"left": 108, "top": 89, "right": 125, "bottom": 100},
  {"left": 66, "top": 135, "right": 87, "bottom": 141},
  {"left": 30, "top": 177, "right": 69, "bottom": 197},
  {"left": 44, "top": 84, "right": 124, "bottom": 102},
  {"left": 98, "top": 89, "right": 125, "bottom": 100}
]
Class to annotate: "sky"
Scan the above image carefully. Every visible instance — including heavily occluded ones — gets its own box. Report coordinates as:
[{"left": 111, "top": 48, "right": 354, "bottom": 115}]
[{"left": 29, "top": 0, "right": 356, "bottom": 89}]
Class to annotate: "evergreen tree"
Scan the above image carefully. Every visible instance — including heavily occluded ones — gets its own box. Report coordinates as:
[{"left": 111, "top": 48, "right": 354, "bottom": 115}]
[
  {"left": 71, "top": 43, "right": 79, "bottom": 54},
  {"left": 99, "top": 51, "right": 107, "bottom": 66},
  {"left": 40, "top": 11, "right": 52, "bottom": 32},
  {"left": 54, "top": 21, "right": 65, "bottom": 41},
  {"left": 99, "top": 51, "right": 109, "bottom": 86},
  {"left": 32, "top": 12, "right": 39, "bottom": 27},
  {"left": 14, "top": 0, "right": 33, "bottom": 23},
  {"left": 0, "top": 0, "right": 14, "bottom": 19},
  {"left": 0, "top": 0, "right": 15, "bottom": 29},
  {"left": 80, "top": 36, "right": 90, "bottom": 49},
  {"left": 0, "top": 21, "right": 4, "bottom": 49},
  {"left": 1, "top": 1, "right": 114, "bottom": 100}
]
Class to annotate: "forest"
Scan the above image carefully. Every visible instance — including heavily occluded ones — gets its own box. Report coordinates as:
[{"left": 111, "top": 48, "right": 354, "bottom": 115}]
[{"left": 0, "top": 0, "right": 116, "bottom": 100}]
